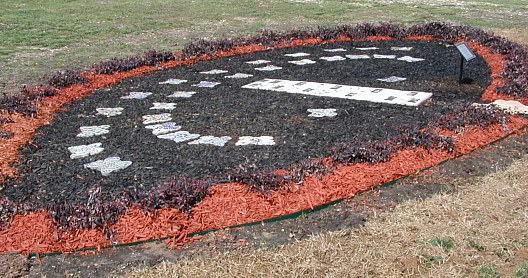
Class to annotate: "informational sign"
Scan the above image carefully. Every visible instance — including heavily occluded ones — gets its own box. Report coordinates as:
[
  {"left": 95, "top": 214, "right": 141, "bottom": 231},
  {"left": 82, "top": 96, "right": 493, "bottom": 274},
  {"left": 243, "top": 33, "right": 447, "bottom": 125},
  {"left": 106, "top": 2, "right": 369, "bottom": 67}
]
[{"left": 455, "top": 42, "right": 476, "bottom": 61}]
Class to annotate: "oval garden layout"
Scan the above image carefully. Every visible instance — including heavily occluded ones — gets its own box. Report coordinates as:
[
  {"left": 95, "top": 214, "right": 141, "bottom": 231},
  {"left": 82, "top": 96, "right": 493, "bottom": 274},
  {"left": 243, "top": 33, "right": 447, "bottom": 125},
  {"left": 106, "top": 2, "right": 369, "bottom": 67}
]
[{"left": 0, "top": 23, "right": 527, "bottom": 254}]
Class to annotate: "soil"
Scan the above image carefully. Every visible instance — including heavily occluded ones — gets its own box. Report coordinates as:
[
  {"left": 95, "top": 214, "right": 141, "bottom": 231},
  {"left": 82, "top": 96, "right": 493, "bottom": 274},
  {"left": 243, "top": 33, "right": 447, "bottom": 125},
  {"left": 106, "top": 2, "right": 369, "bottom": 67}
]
[
  {"left": 8, "top": 124, "right": 525, "bottom": 278},
  {"left": 1, "top": 39, "right": 490, "bottom": 208}
]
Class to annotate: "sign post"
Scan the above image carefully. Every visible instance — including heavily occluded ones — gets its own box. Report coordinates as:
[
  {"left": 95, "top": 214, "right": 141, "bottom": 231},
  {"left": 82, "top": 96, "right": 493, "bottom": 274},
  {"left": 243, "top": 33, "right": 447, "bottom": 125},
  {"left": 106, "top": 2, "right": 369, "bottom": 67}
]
[{"left": 455, "top": 42, "right": 476, "bottom": 84}]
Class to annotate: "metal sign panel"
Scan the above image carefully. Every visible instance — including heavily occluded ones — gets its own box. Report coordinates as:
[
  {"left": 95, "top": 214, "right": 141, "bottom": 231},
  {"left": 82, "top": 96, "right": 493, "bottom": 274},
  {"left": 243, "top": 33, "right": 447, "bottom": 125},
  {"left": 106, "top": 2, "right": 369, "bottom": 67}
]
[{"left": 455, "top": 42, "right": 476, "bottom": 61}]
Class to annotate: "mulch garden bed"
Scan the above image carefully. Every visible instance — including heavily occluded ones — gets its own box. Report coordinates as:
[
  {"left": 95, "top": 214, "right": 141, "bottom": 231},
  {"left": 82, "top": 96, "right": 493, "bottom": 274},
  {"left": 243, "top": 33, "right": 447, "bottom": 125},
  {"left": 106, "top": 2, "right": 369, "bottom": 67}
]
[{"left": 0, "top": 22, "right": 527, "bottom": 256}]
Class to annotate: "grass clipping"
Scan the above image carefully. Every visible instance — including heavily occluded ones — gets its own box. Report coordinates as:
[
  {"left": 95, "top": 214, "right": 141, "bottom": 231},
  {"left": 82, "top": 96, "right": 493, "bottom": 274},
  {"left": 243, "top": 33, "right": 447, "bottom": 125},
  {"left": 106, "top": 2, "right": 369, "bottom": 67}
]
[{"left": 121, "top": 155, "right": 528, "bottom": 278}]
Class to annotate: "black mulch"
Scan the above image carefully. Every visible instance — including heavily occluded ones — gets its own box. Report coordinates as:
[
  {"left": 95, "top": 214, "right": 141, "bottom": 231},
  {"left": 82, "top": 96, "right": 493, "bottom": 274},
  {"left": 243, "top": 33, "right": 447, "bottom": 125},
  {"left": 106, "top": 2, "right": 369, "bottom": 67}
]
[{"left": 1, "top": 40, "right": 491, "bottom": 209}]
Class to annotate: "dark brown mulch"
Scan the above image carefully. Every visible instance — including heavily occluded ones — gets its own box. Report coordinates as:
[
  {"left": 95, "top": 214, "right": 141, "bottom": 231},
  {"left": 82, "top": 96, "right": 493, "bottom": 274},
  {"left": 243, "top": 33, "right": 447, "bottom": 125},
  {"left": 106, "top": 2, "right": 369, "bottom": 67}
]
[{"left": 1, "top": 40, "right": 490, "bottom": 209}]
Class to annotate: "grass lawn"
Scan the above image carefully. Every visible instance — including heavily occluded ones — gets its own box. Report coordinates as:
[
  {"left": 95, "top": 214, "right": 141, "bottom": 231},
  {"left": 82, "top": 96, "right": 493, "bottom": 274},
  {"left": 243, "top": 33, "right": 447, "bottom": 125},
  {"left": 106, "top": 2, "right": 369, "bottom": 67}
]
[{"left": 1, "top": 0, "right": 527, "bottom": 94}]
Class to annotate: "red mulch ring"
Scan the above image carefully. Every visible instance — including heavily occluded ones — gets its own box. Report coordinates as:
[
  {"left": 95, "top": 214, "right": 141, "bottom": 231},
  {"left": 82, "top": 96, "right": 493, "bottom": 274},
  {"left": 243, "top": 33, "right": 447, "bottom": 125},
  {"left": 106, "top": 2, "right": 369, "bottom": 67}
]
[{"left": 0, "top": 33, "right": 527, "bottom": 255}]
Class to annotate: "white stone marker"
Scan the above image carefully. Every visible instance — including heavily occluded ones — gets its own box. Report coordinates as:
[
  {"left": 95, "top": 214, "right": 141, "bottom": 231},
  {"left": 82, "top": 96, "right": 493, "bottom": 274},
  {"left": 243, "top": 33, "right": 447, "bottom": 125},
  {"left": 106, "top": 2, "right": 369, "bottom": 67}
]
[
  {"left": 323, "top": 48, "right": 347, "bottom": 52},
  {"left": 320, "top": 56, "right": 346, "bottom": 61},
  {"left": 145, "top": 122, "right": 182, "bottom": 135},
  {"left": 307, "top": 109, "right": 338, "bottom": 117},
  {"left": 200, "top": 69, "right": 229, "bottom": 74},
  {"left": 397, "top": 56, "right": 425, "bottom": 62},
  {"left": 255, "top": 65, "right": 282, "bottom": 71},
  {"left": 159, "top": 79, "right": 187, "bottom": 85},
  {"left": 157, "top": 131, "right": 201, "bottom": 143},
  {"left": 356, "top": 47, "right": 378, "bottom": 50},
  {"left": 391, "top": 46, "right": 413, "bottom": 51},
  {"left": 150, "top": 103, "right": 177, "bottom": 110},
  {"left": 142, "top": 113, "right": 172, "bottom": 124},
  {"left": 168, "top": 91, "right": 197, "bottom": 98},
  {"left": 96, "top": 107, "right": 124, "bottom": 117},
  {"left": 188, "top": 136, "right": 232, "bottom": 146},
  {"left": 121, "top": 92, "right": 152, "bottom": 100},
  {"left": 288, "top": 59, "right": 316, "bottom": 65},
  {"left": 373, "top": 54, "right": 397, "bottom": 59},
  {"left": 77, "top": 125, "right": 110, "bottom": 138},
  {"left": 284, "top": 52, "right": 310, "bottom": 57},
  {"left": 68, "top": 143, "right": 105, "bottom": 159},
  {"left": 242, "top": 79, "right": 432, "bottom": 106},
  {"left": 245, "top": 60, "right": 271, "bottom": 65},
  {"left": 225, "top": 73, "right": 253, "bottom": 79},
  {"left": 377, "top": 76, "right": 407, "bottom": 83},
  {"left": 84, "top": 157, "right": 132, "bottom": 176},
  {"left": 235, "top": 136, "right": 276, "bottom": 146},
  {"left": 192, "top": 81, "right": 221, "bottom": 88},
  {"left": 346, "top": 54, "right": 371, "bottom": 59}
]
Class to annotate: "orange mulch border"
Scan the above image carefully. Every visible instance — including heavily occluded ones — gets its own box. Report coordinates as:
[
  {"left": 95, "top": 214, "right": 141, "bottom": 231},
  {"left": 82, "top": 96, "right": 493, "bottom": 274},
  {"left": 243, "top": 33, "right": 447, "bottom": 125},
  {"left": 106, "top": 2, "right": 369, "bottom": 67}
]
[{"left": 0, "top": 34, "right": 527, "bottom": 255}]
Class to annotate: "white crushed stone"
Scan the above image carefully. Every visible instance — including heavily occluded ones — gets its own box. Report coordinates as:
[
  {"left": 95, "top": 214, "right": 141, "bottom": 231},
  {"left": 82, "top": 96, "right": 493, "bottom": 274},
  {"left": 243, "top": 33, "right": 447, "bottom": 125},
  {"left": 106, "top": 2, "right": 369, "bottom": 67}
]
[
  {"left": 188, "top": 136, "right": 232, "bottom": 146},
  {"left": 192, "top": 81, "right": 221, "bottom": 88},
  {"left": 235, "top": 136, "right": 275, "bottom": 146},
  {"left": 284, "top": 52, "right": 310, "bottom": 57},
  {"left": 120, "top": 92, "right": 152, "bottom": 100},
  {"left": 145, "top": 122, "right": 182, "bottom": 135},
  {"left": 96, "top": 107, "right": 124, "bottom": 117},
  {"left": 84, "top": 157, "right": 132, "bottom": 176},
  {"left": 346, "top": 54, "right": 371, "bottom": 59},
  {"left": 373, "top": 54, "right": 397, "bottom": 59},
  {"left": 377, "top": 76, "right": 407, "bottom": 82},
  {"left": 167, "top": 91, "right": 197, "bottom": 98},
  {"left": 307, "top": 109, "right": 338, "bottom": 117},
  {"left": 150, "top": 102, "right": 177, "bottom": 110},
  {"left": 398, "top": 56, "right": 425, "bottom": 62},
  {"left": 77, "top": 125, "right": 110, "bottom": 138},
  {"left": 159, "top": 79, "right": 187, "bottom": 85},
  {"left": 157, "top": 131, "right": 201, "bottom": 143},
  {"left": 68, "top": 143, "right": 104, "bottom": 159},
  {"left": 225, "top": 73, "right": 254, "bottom": 79},
  {"left": 319, "top": 56, "right": 346, "bottom": 61},
  {"left": 255, "top": 65, "right": 283, "bottom": 71},
  {"left": 245, "top": 60, "right": 271, "bottom": 65},
  {"left": 142, "top": 113, "right": 172, "bottom": 124},
  {"left": 200, "top": 69, "right": 229, "bottom": 74},
  {"left": 288, "top": 59, "right": 316, "bottom": 65}
]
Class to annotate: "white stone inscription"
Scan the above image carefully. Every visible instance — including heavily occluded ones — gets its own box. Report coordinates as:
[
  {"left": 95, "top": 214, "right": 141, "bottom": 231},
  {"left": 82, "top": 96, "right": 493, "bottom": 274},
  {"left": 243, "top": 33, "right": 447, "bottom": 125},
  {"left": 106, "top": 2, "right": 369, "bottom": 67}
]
[
  {"left": 398, "top": 56, "right": 425, "bottom": 62},
  {"left": 346, "top": 54, "right": 371, "bottom": 59},
  {"left": 77, "top": 125, "right": 110, "bottom": 138},
  {"left": 96, "top": 107, "right": 124, "bottom": 117},
  {"left": 307, "top": 109, "right": 338, "bottom": 118},
  {"left": 200, "top": 69, "right": 229, "bottom": 74},
  {"left": 235, "top": 136, "right": 276, "bottom": 146},
  {"left": 121, "top": 92, "right": 152, "bottom": 100},
  {"left": 145, "top": 122, "right": 182, "bottom": 135},
  {"left": 320, "top": 56, "right": 346, "bottom": 61},
  {"left": 142, "top": 113, "right": 172, "bottom": 124},
  {"left": 377, "top": 76, "right": 407, "bottom": 83},
  {"left": 84, "top": 157, "right": 132, "bottom": 176},
  {"left": 242, "top": 79, "right": 432, "bottom": 106},
  {"left": 158, "top": 131, "right": 201, "bottom": 143},
  {"left": 159, "top": 79, "right": 187, "bottom": 85},
  {"left": 288, "top": 59, "right": 316, "bottom": 65},
  {"left": 284, "top": 52, "right": 310, "bottom": 57},
  {"left": 188, "top": 136, "right": 232, "bottom": 146},
  {"left": 225, "top": 73, "right": 253, "bottom": 79},
  {"left": 168, "top": 91, "right": 197, "bottom": 98},
  {"left": 150, "top": 102, "right": 177, "bottom": 110},
  {"left": 192, "top": 81, "right": 221, "bottom": 88},
  {"left": 245, "top": 60, "right": 271, "bottom": 65},
  {"left": 255, "top": 65, "right": 282, "bottom": 71},
  {"left": 68, "top": 143, "right": 104, "bottom": 159}
]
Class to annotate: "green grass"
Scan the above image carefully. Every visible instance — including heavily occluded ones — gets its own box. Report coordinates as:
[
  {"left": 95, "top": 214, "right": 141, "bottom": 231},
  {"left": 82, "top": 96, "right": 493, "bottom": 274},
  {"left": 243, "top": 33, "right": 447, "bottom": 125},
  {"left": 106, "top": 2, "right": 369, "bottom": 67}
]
[
  {"left": 515, "top": 261, "right": 528, "bottom": 278},
  {"left": 478, "top": 265, "right": 499, "bottom": 278},
  {"left": 428, "top": 237, "right": 455, "bottom": 252},
  {"left": 0, "top": 0, "right": 527, "bottom": 93}
]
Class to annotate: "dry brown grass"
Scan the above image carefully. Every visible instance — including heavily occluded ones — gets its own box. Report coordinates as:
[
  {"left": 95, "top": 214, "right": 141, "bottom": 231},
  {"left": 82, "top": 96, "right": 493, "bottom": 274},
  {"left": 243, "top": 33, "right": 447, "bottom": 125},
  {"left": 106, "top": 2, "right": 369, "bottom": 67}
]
[{"left": 119, "top": 154, "right": 528, "bottom": 278}]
